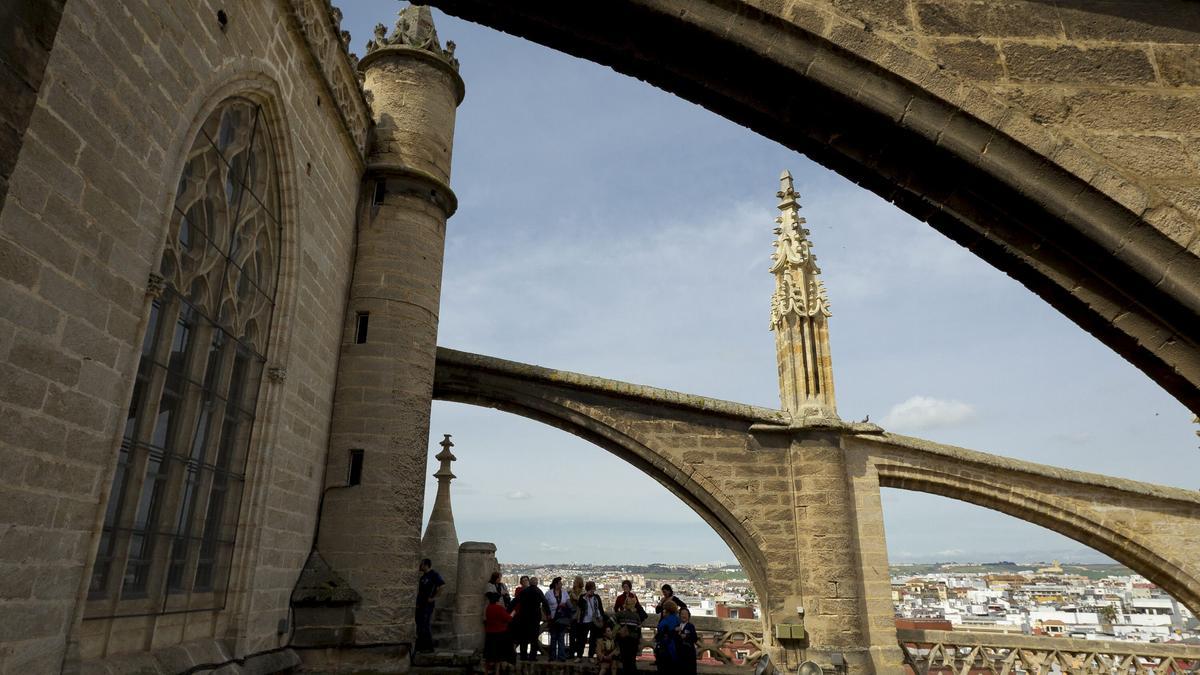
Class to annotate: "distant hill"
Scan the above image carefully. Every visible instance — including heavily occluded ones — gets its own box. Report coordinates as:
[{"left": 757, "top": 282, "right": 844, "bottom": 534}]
[{"left": 890, "top": 562, "right": 1135, "bottom": 580}]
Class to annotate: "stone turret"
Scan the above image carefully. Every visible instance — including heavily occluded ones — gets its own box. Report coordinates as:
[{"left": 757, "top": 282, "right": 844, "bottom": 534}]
[
  {"left": 770, "top": 170, "right": 837, "bottom": 419},
  {"left": 421, "top": 435, "right": 460, "bottom": 597},
  {"left": 313, "top": 2, "right": 464, "bottom": 649}
]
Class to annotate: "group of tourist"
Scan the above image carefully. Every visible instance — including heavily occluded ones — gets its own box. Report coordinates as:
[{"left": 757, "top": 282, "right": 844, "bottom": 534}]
[
  {"left": 415, "top": 560, "right": 702, "bottom": 675},
  {"left": 482, "top": 572, "right": 700, "bottom": 675}
]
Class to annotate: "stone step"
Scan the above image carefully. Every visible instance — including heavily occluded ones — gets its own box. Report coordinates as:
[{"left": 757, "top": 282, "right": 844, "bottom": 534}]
[
  {"left": 411, "top": 649, "right": 479, "bottom": 668},
  {"left": 410, "top": 662, "right": 470, "bottom": 672}
]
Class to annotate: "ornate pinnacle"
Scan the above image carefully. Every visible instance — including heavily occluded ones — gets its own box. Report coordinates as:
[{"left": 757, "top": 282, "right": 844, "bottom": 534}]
[
  {"left": 434, "top": 434, "right": 456, "bottom": 481},
  {"left": 770, "top": 169, "right": 831, "bottom": 331},
  {"left": 364, "top": 5, "right": 459, "bottom": 70},
  {"left": 769, "top": 170, "right": 837, "bottom": 417}
]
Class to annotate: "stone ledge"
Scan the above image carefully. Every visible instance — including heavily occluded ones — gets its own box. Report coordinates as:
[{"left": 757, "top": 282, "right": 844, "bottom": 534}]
[
  {"left": 861, "top": 431, "right": 1200, "bottom": 505},
  {"left": 78, "top": 639, "right": 300, "bottom": 675},
  {"left": 898, "top": 628, "right": 1200, "bottom": 659},
  {"left": 435, "top": 347, "right": 789, "bottom": 424}
]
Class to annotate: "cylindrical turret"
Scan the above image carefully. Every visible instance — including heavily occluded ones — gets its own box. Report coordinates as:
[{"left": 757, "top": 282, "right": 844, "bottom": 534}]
[{"left": 316, "top": 6, "right": 464, "bottom": 646}]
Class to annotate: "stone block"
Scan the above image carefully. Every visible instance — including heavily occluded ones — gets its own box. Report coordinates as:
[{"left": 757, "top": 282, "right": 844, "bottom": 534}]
[
  {"left": 8, "top": 332, "right": 79, "bottom": 387},
  {"left": 917, "top": 1, "right": 1062, "bottom": 38},
  {"left": 1084, "top": 134, "right": 1197, "bottom": 179},
  {"left": 932, "top": 39, "right": 1002, "bottom": 80},
  {"left": 1056, "top": 1, "right": 1200, "bottom": 43},
  {"left": 0, "top": 236, "right": 41, "bottom": 289},
  {"left": 1003, "top": 43, "right": 1155, "bottom": 85},
  {"left": 1156, "top": 44, "right": 1200, "bottom": 88}
]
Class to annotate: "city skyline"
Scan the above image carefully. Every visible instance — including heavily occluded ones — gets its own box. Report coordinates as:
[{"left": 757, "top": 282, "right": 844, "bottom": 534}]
[{"left": 335, "top": 3, "right": 1200, "bottom": 566}]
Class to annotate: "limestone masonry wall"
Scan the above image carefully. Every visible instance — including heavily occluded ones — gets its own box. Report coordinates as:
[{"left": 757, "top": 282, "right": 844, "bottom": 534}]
[{"left": 0, "top": 0, "right": 364, "bottom": 670}]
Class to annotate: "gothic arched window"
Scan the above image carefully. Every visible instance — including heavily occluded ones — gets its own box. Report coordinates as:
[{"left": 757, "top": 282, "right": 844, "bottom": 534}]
[{"left": 88, "top": 98, "right": 281, "bottom": 616}]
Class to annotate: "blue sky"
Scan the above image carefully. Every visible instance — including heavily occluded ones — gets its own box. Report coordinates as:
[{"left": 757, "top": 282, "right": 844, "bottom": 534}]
[{"left": 340, "top": 3, "right": 1199, "bottom": 565}]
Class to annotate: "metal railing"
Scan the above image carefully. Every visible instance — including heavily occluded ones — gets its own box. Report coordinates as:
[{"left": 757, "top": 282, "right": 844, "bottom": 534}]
[{"left": 898, "top": 628, "right": 1200, "bottom": 674}]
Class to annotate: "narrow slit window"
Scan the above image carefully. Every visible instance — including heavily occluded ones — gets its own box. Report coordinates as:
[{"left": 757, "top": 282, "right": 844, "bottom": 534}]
[
  {"left": 355, "top": 312, "right": 369, "bottom": 344},
  {"left": 347, "top": 449, "right": 364, "bottom": 487},
  {"left": 372, "top": 181, "right": 386, "bottom": 206}
]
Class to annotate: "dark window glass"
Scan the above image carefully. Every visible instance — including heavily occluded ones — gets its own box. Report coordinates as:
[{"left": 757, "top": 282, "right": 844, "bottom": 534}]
[{"left": 355, "top": 312, "right": 369, "bottom": 344}]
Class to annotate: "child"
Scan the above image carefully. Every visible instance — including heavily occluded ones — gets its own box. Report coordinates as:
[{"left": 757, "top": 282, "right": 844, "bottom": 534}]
[
  {"left": 596, "top": 624, "right": 620, "bottom": 675},
  {"left": 483, "top": 592, "right": 513, "bottom": 675}
]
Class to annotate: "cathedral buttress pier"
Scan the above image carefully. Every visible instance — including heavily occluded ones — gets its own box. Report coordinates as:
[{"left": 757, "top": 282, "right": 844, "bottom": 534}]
[
  {"left": 756, "top": 172, "right": 901, "bottom": 673},
  {"left": 311, "top": 6, "right": 464, "bottom": 655}
]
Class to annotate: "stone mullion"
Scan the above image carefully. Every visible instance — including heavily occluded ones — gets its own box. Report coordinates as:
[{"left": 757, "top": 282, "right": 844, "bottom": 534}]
[
  {"left": 98, "top": 294, "right": 183, "bottom": 615},
  {"left": 142, "top": 319, "right": 218, "bottom": 611},
  {"left": 175, "top": 335, "right": 240, "bottom": 609},
  {"left": 205, "top": 356, "right": 264, "bottom": 600}
]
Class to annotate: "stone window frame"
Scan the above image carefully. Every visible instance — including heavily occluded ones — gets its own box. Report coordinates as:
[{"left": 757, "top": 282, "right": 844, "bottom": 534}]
[{"left": 86, "top": 96, "right": 284, "bottom": 620}]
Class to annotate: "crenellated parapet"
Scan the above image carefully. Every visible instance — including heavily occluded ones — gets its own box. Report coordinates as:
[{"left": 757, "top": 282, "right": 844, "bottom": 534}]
[{"left": 285, "top": 0, "right": 373, "bottom": 159}]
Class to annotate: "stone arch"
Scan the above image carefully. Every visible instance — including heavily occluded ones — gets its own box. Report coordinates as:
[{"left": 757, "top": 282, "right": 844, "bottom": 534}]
[
  {"left": 424, "top": 0, "right": 1200, "bottom": 414},
  {"left": 433, "top": 383, "right": 773, "bottom": 611},
  {"left": 874, "top": 460, "right": 1200, "bottom": 615}
]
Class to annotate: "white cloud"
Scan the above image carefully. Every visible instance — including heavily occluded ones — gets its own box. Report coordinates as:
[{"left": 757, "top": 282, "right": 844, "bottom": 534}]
[
  {"left": 506, "top": 490, "right": 531, "bottom": 500},
  {"left": 539, "top": 542, "right": 568, "bottom": 552},
  {"left": 882, "top": 396, "right": 976, "bottom": 431}
]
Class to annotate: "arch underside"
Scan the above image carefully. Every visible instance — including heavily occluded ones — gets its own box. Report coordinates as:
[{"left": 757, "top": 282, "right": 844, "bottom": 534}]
[
  {"left": 433, "top": 384, "right": 772, "bottom": 608},
  {"left": 876, "top": 464, "right": 1200, "bottom": 616},
  {"left": 422, "top": 0, "right": 1200, "bottom": 414}
]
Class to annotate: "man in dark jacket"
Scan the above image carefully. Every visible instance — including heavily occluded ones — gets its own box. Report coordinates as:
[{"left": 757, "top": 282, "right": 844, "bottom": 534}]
[
  {"left": 415, "top": 558, "right": 446, "bottom": 653},
  {"left": 577, "top": 580, "right": 608, "bottom": 657},
  {"left": 515, "top": 576, "right": 549, "bottom": 661}
]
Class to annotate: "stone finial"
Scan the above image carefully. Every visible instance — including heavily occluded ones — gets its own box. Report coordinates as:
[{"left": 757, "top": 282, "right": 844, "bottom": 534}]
[
  {"left": 770, "top": 171, "right": 831, "bottom": 329},
  {"left": 770, "top": 170, "right": 837, "bottom": 417},
  {"left": 365, "top": 5, "right": 459, "bottom": 70},
  {"left": 434, "top": 433, "right": 456, "bottom": 481},
  {"left": 422, "top": 434, "right": 460, "bottom": 598}
]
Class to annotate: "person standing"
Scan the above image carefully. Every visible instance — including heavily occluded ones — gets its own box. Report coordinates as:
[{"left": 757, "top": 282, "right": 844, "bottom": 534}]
[
  {"left": 487, "top": 570, "right": 511, "bottom": 609},
  {"left": 578, "top": 581, "right": 607, "bottom": 657},
  {"left": 545, "top": 577, "right": 574, "bottom": 662},
  {"left": 655, "top": 584, "right": 687, "bottom": 618},
  {"left": 515, "top": 576, "right": 547, "bottom": 661},
  {"left": 569, "top": 576, "right": 586, "bottom": 660},
  {"left": 415, "top": 558, "right": 446, "bottom": 653},
  {"left": 654, "top": 600, "right": 682, "bottom": 675},
  {"left": 483, "top": 592, "right": 513, "bottom": 675},
  {"left": 676, "top": 608, "right": 698, "bottom": 675},
  {"left": 613, "top": 580, "right": 647, "bottom": 675}
]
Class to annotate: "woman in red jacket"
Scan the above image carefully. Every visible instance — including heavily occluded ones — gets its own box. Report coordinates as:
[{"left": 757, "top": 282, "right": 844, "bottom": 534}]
[{"left": 483, "top": 592, "right": 514, "bottom": 674}]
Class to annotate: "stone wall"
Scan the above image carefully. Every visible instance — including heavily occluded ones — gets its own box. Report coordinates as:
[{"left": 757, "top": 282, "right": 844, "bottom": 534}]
[
  {"left": 0, "top": 0, "right": 66, "bottom": 208},
  {"left": 424, "top": 0, "right": 1200, "bottom": 416},
  {"left": 0, "top": 0, "right": 367, "bottom": 670}
]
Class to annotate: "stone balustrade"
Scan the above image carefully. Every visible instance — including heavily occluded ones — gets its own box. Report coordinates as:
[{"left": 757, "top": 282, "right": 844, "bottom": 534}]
[{"left": 898, "top": 628, "right": 1200, "bottom": 674}]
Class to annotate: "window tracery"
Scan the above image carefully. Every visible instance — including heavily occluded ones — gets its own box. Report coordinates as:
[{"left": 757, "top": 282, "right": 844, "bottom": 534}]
[{"left": 88, "top": 98, "right": 281, "bottom": 617}]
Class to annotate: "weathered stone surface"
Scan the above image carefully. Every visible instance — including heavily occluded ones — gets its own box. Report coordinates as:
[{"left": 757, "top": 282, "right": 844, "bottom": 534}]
[
  {"left": 931, "top": 40, "right": 1002, "bottom": 80},
  {"left": 1003, "top": 43, "right": 1156, "bottom": 85}
]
